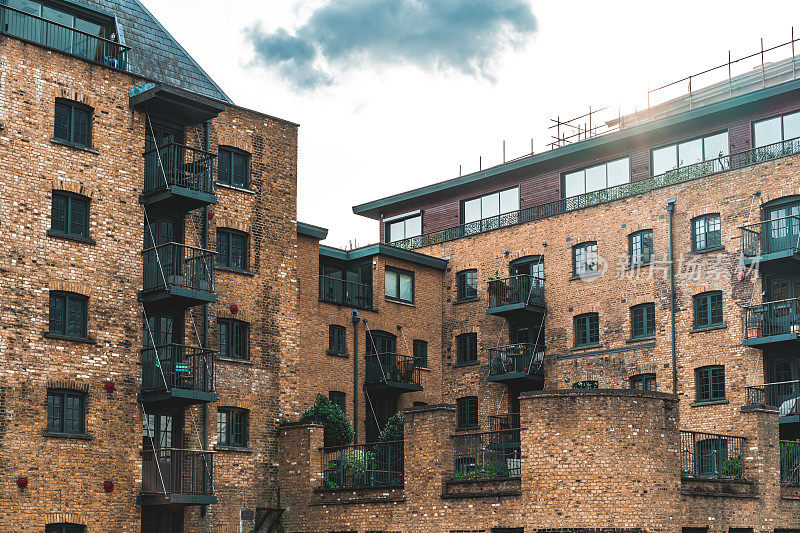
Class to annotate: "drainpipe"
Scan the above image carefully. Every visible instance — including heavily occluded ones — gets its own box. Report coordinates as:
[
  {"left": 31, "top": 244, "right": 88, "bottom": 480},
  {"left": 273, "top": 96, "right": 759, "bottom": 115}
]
[
  {"left": 201, "top": 120, "right": 211, "bottom": 517},
  {"left": 666, "top": 197, "right": 677, "bottom": 395},
  {"left": 352, "top": 310, "right": 360, "bottom": 443}
]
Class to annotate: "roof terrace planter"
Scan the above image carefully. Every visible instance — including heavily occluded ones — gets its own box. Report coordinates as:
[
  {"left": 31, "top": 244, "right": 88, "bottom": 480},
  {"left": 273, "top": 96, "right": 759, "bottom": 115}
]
[
  {"left": 140, "top": 344, "right": 218, "bottom": 407},
  {"left": 140, "top": 143, "right": 218, "bottom": 212},
  {"left": 486, "top": 275, "right": 545, "bottom": 318},
  {"left": 318, "top": 275, "right": 373, "bottom": 310},
  {"left": 390, "top": 137, "right": 800, "bottom": 251},
  {"left": 364, "top": 354, "right": 422, "bottom": 393},
  {"left": 140, "top": 242, "right": 217, "bottom": 309},
  {"left": 487, "top": 344, "right": 545, "bottom": 387},
  {"left": 745, "top": 380, "right": 800, "bottom": 423},
  {"left": 139, "top": 448, "right": 217, "bottom": 506},
  {"left": 741, "top": 298, "right": 800, "bottom": 347},
  {"left": 680, "top": 430, "right": 745, "bottom": 481},
  {"left": 320, "top": 440, "right": 404, "bottom": 490},
  {"left": 741, "top": 215, "right": 800, "bottom": 269}
]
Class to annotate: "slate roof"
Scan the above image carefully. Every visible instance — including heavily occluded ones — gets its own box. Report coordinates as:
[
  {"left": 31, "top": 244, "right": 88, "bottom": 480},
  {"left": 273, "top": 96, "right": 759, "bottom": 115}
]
[{"left": 78, "top": 0, "right": 232, "bottom": 103}]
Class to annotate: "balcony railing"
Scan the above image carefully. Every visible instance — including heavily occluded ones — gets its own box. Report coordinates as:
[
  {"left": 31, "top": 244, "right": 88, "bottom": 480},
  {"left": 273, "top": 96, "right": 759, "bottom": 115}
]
[
  {"left": 744, "top": 380, "right": 800, "bottom": 417},
  {"left": 142, "top": 242, "right": 215, "bottom": 294},
  {"left": 143, "top": 143, "right": 217, "bottom": 196},
  {"left": 453, "top": 429, "right": 521, "bottom": 481},
  {"left": 0, "top": 5, "right": 129, "bottom": 69},
  {"left": 781, "top": 440, "right": 800, "bottom": 485},
  {"left": 742, "top": 298, "right": 800, "bottom": 342},
  {"left": 142, "top": 344, "right": 215, "bottom": 395},
  {"left": 390, "top": 137, "right": 800, "bottom": 250},
  {"left": 365, "top": 353, "right": 421, "bottom": 388},
  {"left": 487, "top": 275, "right": 545, "bottom": 310},
  {"left": 141, "top": 448, "right": 214, "bottom": 496},
  {"left": 680, "top": 430, "right": 744, "bottom": 480},
  {"left": 321, "top": 440, "right": 404, "bottom": 489},
  {"left": 488, "top": 413, "right": 521, "bottom": 431},
  {"left": 319, "top": 275, "right": 373, "bottom": 309},
  {"left": 488, "top": 344, "right": 545, "bottom": 378},
  {"left": 741, "top": 215, "right": 800, "bottom": 259}
]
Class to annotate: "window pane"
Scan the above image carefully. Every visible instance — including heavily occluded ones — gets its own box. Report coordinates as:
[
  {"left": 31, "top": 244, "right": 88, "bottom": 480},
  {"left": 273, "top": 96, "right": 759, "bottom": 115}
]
[
  {"left": 65, "top": 394, "right": 82, "bottom": 433},
  {"left": 404, "top": 215, "right": 421, "bottom": 238},
  {"left": 218, "top": 150, "right": 232, "bottom": 184},
  {"left": 463, "top": 198, "right": 481, "bottom": 223},
  {"left": 47, "top": 393, "right": 63, "bottom": 432},
  {"left": 499, "top": 188, "right": 519, "bottom": 214},
  {"left": 54, "top": 102, "right": 71, "bottom": 142},
  {"left": 232, "top": 153, "right": 248, "bottom": 188},
  {"left": 399, "top": 273, "right": 413, "bottom": 302},
  {"left": 217, "top": 411, "right": 228, "bottom": 446},
  {"left": 784, "top": 111, "right": 800, "bottom": 142},
  {"left": 216, "top": 231, "right": 229, "bottom": 266},
  {"left": 231, "top": 234, "right": 245, "bottom": 270},
  {"left": 67, "top": 297, "right": 85, "bottom": 337},
  {"left": 481, "top": 193, "right": 500, "bottom": 218},
  {"left": 73, "top": 18, "right": 103, "bottom": 60},
  {"left": 585, "top": 165, "right": 606, "bottom": 193},
  {"left": 69, "top": 197, "right": 88, "bottom": 237},
  {"left": 49, "top": 295, "right": 65, "bottom": 334},
  {"left": 72, "top": 107, "right": 90, "bottom": 147},
  {"left": 606, "top": 158, "right": 630, "bottom": 187},
  {"left": 678, "top": 138, "right": 703, "bottom": 167},
  {"left": 42, "top": 6, "right": 74, "bottom": 53},
  {"left": 652, "top": 145, "right": 677, "bottom": 175},
  {"left": 703, "top": 132, "right": 728, "bottom": 160},
  {"left": 564, "top": 171, "right": 584, "bottom": 197},
  {"left": 384, "top": 270, "right": 398, "bottom": 299},
  {"left": 51, "top": 194, "right": 67, "bottom": 233},
  {"left": 389, "top": 221, "right": 405, "bottom": 241},
  {"left": 754, "top": 116, "right": 782, "bottom": 148},
  {"left": 218, "top": 321, "right": 229, "bottom": 357}
]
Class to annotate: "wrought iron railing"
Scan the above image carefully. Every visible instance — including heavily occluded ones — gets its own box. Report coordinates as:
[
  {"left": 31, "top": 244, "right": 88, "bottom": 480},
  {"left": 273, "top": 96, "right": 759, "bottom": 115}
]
[
  {"left": 487, "top": 275, "right": 545, "bottom": 309},
  {"left": 781, "top": 440, "right": 800, "bottom": 485},
  {"left": 321, "top": 440, "right": 404, "bottom": 489},
  {"left": 744, "top": 380, "right": 800, "bottom": 416},
  {"left": 0, "top": 5, "right": 129, "bottom": 68},
  {"left": 141, "top": 448, "right": 214, "bottom": 495},
  {"left": 488, "top": 413, "right": 521, "bottom": 431},
  {"left": 488, "top": 344, "right": 545, "bottom": 378},
  {"left": 141, "top": 344, "right": 215, "bottom": 395},
  {"left": 390, "top": 137, "right": 800, "bottom": 250},
  {"left": 142, "top": 242, "right": 215, "bottom": 294},
  {"left": 680, "top": 430, "right": 744, "bottom": 480},
  {"left": 741, "top": 215, "right": 800, "bottom": 258},
  {"left": 143, "top": 143, "right": 217, "bottom": 196},
  {"left": 318, "top": 275, "right": 373, "bottom": 309},
  {"left": 365, "top": 353, "right": 420, "bottom": 387},
  {"left": 742, "top": 298, "right": 800, "bottom": 341},
  {"left": 453, "top": 429, "right": 521, "bottom": 481}
]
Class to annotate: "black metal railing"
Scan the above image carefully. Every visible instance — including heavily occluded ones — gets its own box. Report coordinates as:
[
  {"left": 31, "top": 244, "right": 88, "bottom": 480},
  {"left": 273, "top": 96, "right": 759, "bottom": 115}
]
[
  {"left": 781, "top": 440, "right": 800, "bottom": 485},
  {"left": 744, "top": 380, "right": 800, "bottom": 416},
  {"left": 318, "top": 275, "right": 373, "bottom": 309},
  {"left": 390, "top": 137, "right": 800, "bottom": 250},
  {"left": 488, "top": 413, "right": 521, "bottom": 431},
  {"left": 143, "top": 143, "right": 217, "bottom": 196},
  {"left": 742, "top": 298, "right": 800, "bottom": 341},
  {"left": 741, "top": 215, "right": 800, "bottom": 259},
  {"left": 487, "top": 275, "right": 545, "bottom": 309},
  {"left": 141, "top": 448, "right": 214, "bottom": 495},
  {"left": 0, "top": 5, "right": 129, "bottom": 69},
  {"left": 321, "top": 440, "right": 404, "bottom": 489},
  {"left": 680, "top": 430, "right": 744, "bottom": 480},
  {"left": 487, "top": 344, "right": 545, "bottom": 377},
  {"left": 142, "top": 344, "right": 215, "bottom": 395},
  {"left": 365, "top": 353, "right": 420, "bottom": 387},
  {"left": 453, "top": 429, "right": 521, "bottom": 481},
  {"left": 142, "top": 242, "right": 215, "bottom": 294}
]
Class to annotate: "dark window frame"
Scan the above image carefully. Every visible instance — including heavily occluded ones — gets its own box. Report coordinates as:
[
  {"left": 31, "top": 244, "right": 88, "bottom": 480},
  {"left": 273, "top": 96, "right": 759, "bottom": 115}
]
[
  {"left": 217, "top": 318, "right": 249, "bottom": 360},
  {"left": 572, "top": 242, "right": 599, "bottom": 277},
  {"left": 54, "top": 98, "right": 93, "bottom": 148},
  {"left": 456, "top": 396, "right": 478, "bottom": 429},
  {"left": 649, "top": 130, "right": 730, "bottom": 176},
  {"left": 46, "top": 524, "right": 86, "bottom": 533},
  {"left": 216, "top": 228, "right": 249, "bottom": 271},
  {"left": 217, "top": 146, "right": 251, "bottom": 189},
  {"left": 455, "top": 332, "right": 478, "bottom": 365},
  {"left": 562, "top": 156, "right": 630, "bottom": 198},
  {"left": 753, "top": 110, "right": 800, "bottom": 147},
  {"left": 413, "top": 339, "right": 428, "bottom": 368},
  {"left": 691, "top": 214, "right": 722, "bottom": 252},
  {"left": 384, "top": 267, "right": 414, "bottom": 304},
  {"left": 573, "top": 312, "right": 600, "bottom": 347},
  {"left": 217, "top": 407, "right": 249, "bottom": 448},
  {"left": 629, "top": 373, "right": 656, "bottom": 391},
  {"left": 46, "top": 388, "right": 86, "bottom": 435},
  {"left": 459, "top": 186, "right": 520, "bottom": 224},
  {"left": 456, "top": 269, "right": 478, "bottom": 301},
  {"left": 328, "top": 324, "right": 347, "bottom": 355},
  {"left": 695, "top": 365, "right": 725, "bottom": 402},
  {"left": 48, "top": 291, "right": 88, "bottom": 339},
  {"left": 630, "top": 303, "right": 656, "bottom": 339},
  {"left": 385, "top": 213, "right": 422, "bottom": 243},
  {"left": 50, "top": 190, "right": 91, "bottom": 240},
  {"left": 693, "top": 291, "right": 724, "bottom": 329},
  {"left": 629, "top": 230, "right": 653, "bottom": 266}
]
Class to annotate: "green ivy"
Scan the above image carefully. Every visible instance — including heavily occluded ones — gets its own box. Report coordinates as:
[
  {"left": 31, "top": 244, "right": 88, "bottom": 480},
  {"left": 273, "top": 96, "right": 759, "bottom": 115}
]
[{"left": 299, "top": 393, "right": 354, "bottom": 447}]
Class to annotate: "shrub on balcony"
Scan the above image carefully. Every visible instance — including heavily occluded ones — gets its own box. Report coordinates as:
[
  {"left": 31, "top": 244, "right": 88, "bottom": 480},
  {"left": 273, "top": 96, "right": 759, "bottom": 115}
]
[
  {"left": 378, "top": 412, "right": 404, "bottom": 442},
  {"left": 300, "top": 393, "right": 354, "bottom": 447}
]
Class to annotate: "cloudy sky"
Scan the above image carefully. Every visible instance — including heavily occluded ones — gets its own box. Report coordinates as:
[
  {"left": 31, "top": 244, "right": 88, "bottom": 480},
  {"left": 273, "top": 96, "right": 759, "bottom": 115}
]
[{"left": 143, "top": 0, "right": 800, "bottom": 248}]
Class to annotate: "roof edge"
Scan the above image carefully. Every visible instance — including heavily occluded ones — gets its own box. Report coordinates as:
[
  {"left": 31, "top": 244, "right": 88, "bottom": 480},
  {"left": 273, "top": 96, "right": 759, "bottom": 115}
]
[
  {"left": 297, "top": 221, "right": 329, "bottom": 240},
  {"left": 319, "top": 243, "right": 448, "bottom": 270}
]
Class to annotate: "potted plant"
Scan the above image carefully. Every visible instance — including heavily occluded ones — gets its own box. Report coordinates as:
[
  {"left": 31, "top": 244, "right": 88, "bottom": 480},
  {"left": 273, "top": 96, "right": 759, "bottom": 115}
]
[{"left": 746, "top": 316, "right": 763, "bottom": 339}]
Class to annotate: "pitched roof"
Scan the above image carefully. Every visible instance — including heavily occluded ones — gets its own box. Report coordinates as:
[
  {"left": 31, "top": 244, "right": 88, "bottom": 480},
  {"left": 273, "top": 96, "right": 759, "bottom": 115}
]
[{"left": 79, "top": 0, "right": 232, "bottom": 103}]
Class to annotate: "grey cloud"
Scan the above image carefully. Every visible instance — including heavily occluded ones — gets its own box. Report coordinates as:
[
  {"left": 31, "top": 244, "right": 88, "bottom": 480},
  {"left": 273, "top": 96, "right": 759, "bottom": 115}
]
[{"left": 246, "top": 0, "right": 537, "bottom": 89}]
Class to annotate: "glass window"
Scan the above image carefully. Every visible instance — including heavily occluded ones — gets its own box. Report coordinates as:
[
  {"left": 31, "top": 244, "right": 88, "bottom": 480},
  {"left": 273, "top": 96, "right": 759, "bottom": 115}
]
[
  {"left": 460, "top": 187, "right": 519, "bottom": 224},
  {"left": 217, "top": 318, "right": 248, "bottom": 359},
  {"left": 754, "top": 111, "right": 800, "bottom": 148},
  {"left": 50, "top": 191, "right": 90, "bottom": 239},
  {"left": 629, "top": 373, "right": 656, "bottom": 391},
  {"left": 46, "top": 389, "right": 85, "bottom": 435},
  {"left": 563, "top": 157, "right": 630, "bottom": 197},
  {"left": 693, "top": 291, "right": 723, "bottom": 329},
  {"left": 630, "top": 303, "right": 656, "bottom": 339},
  {"left": 456, "top": 269, "right": 478, "bottom": 301},
  {"left": 366, "top": 330, "right": 396, "bottom": 355},
  {"left": 218, "top": 147, "right": 250, "bottom": 188},
  {"left": 651, "top": 132, "right": 729, "bottom": 176},
  {"left": 456, "top": 333, "right": 477, "bottom": 364},
  {"left": 573, "top": 242, "right": 599, "bottom": 277},
  {"left": 574, "top": 313, "right": 599, "bottom": 347},
  {"left": 48, "top": 291, "right": 87, "bottom": 339},
  {"left": 413, "top": 339, "right": 428, "bottom": 368},
  {"left": 328, "top": 391, "right": 346, "bottom": 414},
  {"left": 385, "top": 268, "right": 414, "bottom": 303},
  {"left": 629, "top": 230, "right": 653, "bottom": 266},
  {"left": 456, "top": 396, "right": 478, "bottom": 428},
  {"left": 217, "top": 407, "right": 248, "bottom": 447},
  {"left": 695, "top": 366, "right": 725, "bottom": 402},
  {"left": 328, "top": 324, "right": 346, "bottom": 355},
  {"left": 54, "top": 99, "right": 92, "bottom": 148},
  {"left": 387, "top": 214, "right": 422, "bottom": 242},
  {"left": 216, "top": 229, "right": 249, "bottom": 271},
  {"left": 692, "top": 214, "right": 722, "bottom": 251},
  {"left": 46, "top": 524, "right": 85, "bottom": 533}
]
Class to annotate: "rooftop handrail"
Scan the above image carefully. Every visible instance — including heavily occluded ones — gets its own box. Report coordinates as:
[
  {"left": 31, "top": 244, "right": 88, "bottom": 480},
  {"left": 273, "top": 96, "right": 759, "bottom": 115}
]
[{"left": 0, "top": 4, "right": 130, "bottom": 49}]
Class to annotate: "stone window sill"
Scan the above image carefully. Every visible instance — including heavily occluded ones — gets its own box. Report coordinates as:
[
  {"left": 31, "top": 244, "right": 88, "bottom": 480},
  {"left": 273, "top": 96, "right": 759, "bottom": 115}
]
[
  {"left": 44, "top": 332, "right": 96, "bottom": 344},
  {"left": 452, "top": 361, "right": 479, "bottom": 368},
  {"left": 626, "top": 335, "right": 656, "bottom": 344},
  {"left": 216, "top": 266, "right": 255, "bottom": 276},
  {"left": 326, "top": 350, "right": 349, "bottom": 358},
  {"left": 216, "top": 182, "right": 255, "bottom": 195},
  {"left": 569, "top": 272, "right": 602, "bottom": 281},
  {"left": 43, "top": 431, "right": 92, "bottom": 440},
  {"left": 50, "top": 138, "right": 99, "bottom": 154},
  {"left": 47, "top": 230, "right": 96, "bottom": 245},
  {"left": 215, "top": 356, "right": 253, "bottom": 365},
  {"left": 453, "top": 297, "right": 479, "bottom": 306},
  {"left": 690, "top": 399, "right": 729, "bottom": 407},
  {"left": 571, "top": 343, "right": 602, "bottom": 352},
  {"left": 385, "top": 297, "right": 415, "bottom": 307},
  {"left": 690, "top": 245, "right": 725, "bottom": 256},
  {"left": 690, "top": 323, "right": 727, "bottom": 334},
  {"left": 454, "top": 425, "right": 480, "bottom": 433},
  {"left": 214, "top": 445, "right": 253, "bottom": 453}
]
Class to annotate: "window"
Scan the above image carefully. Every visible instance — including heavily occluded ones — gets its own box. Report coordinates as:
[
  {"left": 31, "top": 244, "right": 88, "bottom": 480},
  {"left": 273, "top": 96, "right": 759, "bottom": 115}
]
[
  {"left": 456, "top": 269, "right": 478, "bottom": 301},
  {"left": 366, "top": 330, "right": 396, "bottom": 355},
  {"left": 629, "top": 373, "right": 656, "bottom": 391},
  {"left": 46, "top": 525, "right": 85, "bottom": 533},
  {"left": 218, "top": 147, "right": 250, "bottom": 188},
  {"left": 217, "top": 318, "right": 249, "bottom": 359},
  {"left": 629, "top": 230, "right": 653, "bottom": 266},
  {"left": 328, "top": 324, "right": 346, "bottom": 355},
  {"left": 456, "top": 396, "right": 478, "bottom": 428},
  {"left": 692, "top": 214, "right": 722, "bottom": 251},
  {"left": 217, "top": 407, "right": 248, "bottom": 448},
  {"left": 563, "top": 157, "right": 629, "bottom": 198},
  {"left": 630, "top": 303, "right": 656, "bottom": 339},
  {"left": 573, "top": 242, "right": 599, "bottom": 277},
  {"left": 386, "top": 213, "right": 422, "bottom": 242},
  {"left": 461, "top": 188, "right": 519, "bottom": 224},
  {"left": 456, "top": 333, "right": 477, "bottom": 364},
  {"left": 50, "top": 191, "right": 90, "bottom": 240},
  {"left": 574, "top": 313, "right": 599, "bottom": 347},
  {"left": 48, "top": 291, "right": 88, "bottom": 339},
  {"left": 216, "top": 229, "right": 248, "bottom": 271},
  {"left": 695, "top": 365, "right": 725, "bottom": 402},
  {"left": 54, "top": 99, "right": 92, "bottom": 148},
  {"left": 413, "top": 339, "right": 428, "bottom": 368},
  {"left": 328, "top": 391, "right": 346, "bottom": 414},
  {"left": 651, "top": 132, "right": 729, "bottom": 175},
  {"left": 46, "top": 389, "right": 85, "bottom": 435},
  {"left": 385, "top": 268, "right": 413, "bottom": 303},
  {"left": 753, "top": 110, "right": 800, "bottom": 147},
  {"left": 693, "top": 291, "right": 723, "bottom": 329}
]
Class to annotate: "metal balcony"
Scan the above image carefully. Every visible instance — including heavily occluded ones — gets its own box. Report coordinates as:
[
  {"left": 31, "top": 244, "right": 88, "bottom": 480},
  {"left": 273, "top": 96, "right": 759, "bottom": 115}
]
[
  {"left": 741, "top": 298, "right": 800, "bottom": 347},
  {"left": 486, "top": 275, "right": 545, "bottom": 319},
  {"left": 140, "top": 243, "right": 217, "bottom": 309},
  {"left": 741, "top": 215, "right": 800, "bottom": 270},
  {"left": 139, "top": 448, "right": 217, "bottom": 506},
  {"left": 140, "top": 344, "right": 218, "bottom": 407},
  {"left": 487, "top": 344, "right": 545, "bottom": 386},
  {"left": 365, "top": 353, "right": 422, "bottom": 393},
  {"left": 140, "top": 143, "right": 217, "bottom": 212},
  {"left": 745, "top": 380, "right": 800, "bottom": 423}
]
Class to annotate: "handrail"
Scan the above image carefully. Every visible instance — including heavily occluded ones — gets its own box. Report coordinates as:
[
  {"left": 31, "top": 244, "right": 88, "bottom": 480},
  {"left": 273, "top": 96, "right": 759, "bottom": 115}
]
[
  {"left": 0, "top": 5, "right": 129, "bottom": 50},
  {"left": 450, "top": 427, "right": 525, "bottom": 438},
  {"left": 320, "top": 439, "right": 404, "bottom": 452},
  {"left": 143, "top": 342, "right": 216, "bottom": 354},
  {"left": 141, "top": 241, "right": 216, "bottom": 255},
  {"left": 742, "top": 297, "right": 800, "bottom": 308},
  {"left": 740, "top": 214, "right": 800, "bottom": 230},
  {"left": 143, "top": 142, "right": 216, "bottom": 158}
]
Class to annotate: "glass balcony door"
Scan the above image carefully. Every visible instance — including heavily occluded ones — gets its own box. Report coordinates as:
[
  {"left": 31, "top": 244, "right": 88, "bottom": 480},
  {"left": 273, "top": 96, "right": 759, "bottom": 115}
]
[{"left": 764, "top": 202, "right": 800, "bottom": 254}]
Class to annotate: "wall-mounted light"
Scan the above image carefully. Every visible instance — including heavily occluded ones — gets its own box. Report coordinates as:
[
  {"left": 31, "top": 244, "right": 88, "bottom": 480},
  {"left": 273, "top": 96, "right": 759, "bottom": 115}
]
[
  {"left": 104, "top": 381, "right": 115, "bottom": 393},
  {"left": 17, "top": 477, "right": 27, "bottom": 489},
  {"left": 208, "top": 209, "right": 214, "bottom": 220},
  {"left": 103, "top": 480, "right": 114, "bottom": 492},
  {"left": 230, "top": 304, "right": 239, "bottom": 315}
]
